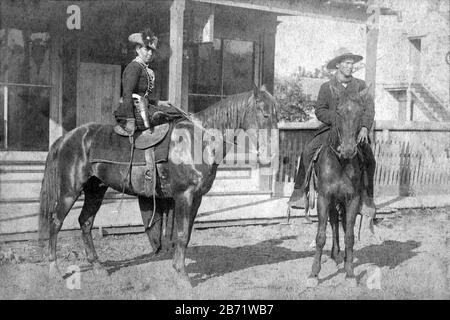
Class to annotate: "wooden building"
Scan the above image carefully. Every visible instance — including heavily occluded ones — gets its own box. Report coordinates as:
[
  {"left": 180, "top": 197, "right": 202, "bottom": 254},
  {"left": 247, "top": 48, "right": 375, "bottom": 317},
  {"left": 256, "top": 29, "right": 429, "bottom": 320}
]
[
  {"left": 0, "top": 0, "right": 377, "bottom": 240},
  {"left": 0, "top": 0, "right": 280, "bottom": 151}
]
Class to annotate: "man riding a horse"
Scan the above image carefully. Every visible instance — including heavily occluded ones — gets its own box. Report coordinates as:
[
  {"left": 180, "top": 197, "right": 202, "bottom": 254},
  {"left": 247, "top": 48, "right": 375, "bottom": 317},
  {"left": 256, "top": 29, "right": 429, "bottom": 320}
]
[
  {"left": 289, "top": 48, "right": 377, "bottom": 232},
  {"left": 114, "top": 28, "right": 183, "bottom": 136}
]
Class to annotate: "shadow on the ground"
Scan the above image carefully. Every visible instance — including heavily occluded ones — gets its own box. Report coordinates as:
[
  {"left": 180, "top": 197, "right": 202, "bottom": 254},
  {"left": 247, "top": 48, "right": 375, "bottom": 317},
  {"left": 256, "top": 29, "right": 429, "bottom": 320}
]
[
  {"left": 355, "top": 240, "right": 420, "bottom": 269},
  {"left": 100, "top": 237, "right": 420, "bottom": 287},
  {"left": 319, "top": 240, "right": 421, "bottom": 284},
  {"left": 102, "top": 250, "right": 173, "bottom": 275},
  {"left": 102, "top": 235, "right": 315, "bottom": 285},
  {"left": 185, "top": 236, "right": 315, "bottom": 286}
]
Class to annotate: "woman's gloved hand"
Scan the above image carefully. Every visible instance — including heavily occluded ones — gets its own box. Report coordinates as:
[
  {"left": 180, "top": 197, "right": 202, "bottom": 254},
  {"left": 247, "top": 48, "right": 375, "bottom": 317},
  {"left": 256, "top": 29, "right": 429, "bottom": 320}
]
[
  {"left": 157, "top": 100, "right": 174, "bottom": 109},
  {"left": 124, "top": 118, "right": 136, "bottom": 135}
]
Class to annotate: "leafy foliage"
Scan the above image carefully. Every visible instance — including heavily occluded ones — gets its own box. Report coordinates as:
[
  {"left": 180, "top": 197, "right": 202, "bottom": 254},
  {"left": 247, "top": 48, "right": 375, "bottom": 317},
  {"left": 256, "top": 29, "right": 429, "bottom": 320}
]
[{"left": 274, "top": 73, "right": 314, "bottom": 122}]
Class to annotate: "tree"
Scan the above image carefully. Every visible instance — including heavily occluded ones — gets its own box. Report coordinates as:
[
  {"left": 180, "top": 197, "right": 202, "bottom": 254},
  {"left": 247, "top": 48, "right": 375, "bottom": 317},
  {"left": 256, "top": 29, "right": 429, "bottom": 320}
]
[{"left": 274, "top": 71, "right": 316, "bottom": 122}]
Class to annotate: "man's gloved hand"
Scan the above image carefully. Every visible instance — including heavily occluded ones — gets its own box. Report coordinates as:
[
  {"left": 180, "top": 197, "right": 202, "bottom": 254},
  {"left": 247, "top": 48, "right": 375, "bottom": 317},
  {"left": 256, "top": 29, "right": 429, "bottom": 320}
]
[
  {"left": 125, "top": 118, "right": 136, "bottom": 135},
  {"left": 357, "top": 127, "right": 369, "bottom": 144}
]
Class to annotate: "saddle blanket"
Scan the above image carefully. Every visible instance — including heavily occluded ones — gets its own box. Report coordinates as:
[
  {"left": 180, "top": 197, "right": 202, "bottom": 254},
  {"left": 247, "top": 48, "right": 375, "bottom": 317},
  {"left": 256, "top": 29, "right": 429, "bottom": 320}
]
[{"left": 89, "top": 123, "right": 174, "bottom": 165}]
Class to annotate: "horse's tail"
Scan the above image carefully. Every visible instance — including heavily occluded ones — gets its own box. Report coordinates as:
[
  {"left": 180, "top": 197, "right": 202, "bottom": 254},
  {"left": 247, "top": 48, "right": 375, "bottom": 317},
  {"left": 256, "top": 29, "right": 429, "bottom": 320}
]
[{"left": 38, "top": 137, "right": 62, "bottom": 242}]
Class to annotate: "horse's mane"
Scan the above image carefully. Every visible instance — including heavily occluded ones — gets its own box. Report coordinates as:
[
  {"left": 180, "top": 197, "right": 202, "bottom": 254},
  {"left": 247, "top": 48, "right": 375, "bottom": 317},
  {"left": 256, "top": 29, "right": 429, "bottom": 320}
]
[
  {"left": 337, "top": 91, "right": 364, "bottom": 111},
  {"left": 194, "top": 91, "right": 253, "bottom": 129}
]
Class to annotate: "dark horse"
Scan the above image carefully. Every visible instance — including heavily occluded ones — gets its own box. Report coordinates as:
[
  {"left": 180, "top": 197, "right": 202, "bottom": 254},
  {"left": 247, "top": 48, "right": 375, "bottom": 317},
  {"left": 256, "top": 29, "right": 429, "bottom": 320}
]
[
  {"left": 38, "top": 85, "right": 278, "bottom": 285},
  {"left": 306, "top": 87, "right": 370, "bottom": 288}
]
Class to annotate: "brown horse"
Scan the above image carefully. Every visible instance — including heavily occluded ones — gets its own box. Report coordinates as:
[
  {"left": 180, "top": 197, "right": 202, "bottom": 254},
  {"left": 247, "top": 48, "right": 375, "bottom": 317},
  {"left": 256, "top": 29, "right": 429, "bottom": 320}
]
[
  {"left": 306, "top": 87, "right": 370, "bottom": 288},
  {"left": 38, "top": 85, "right": 278, "bottom": 285}
]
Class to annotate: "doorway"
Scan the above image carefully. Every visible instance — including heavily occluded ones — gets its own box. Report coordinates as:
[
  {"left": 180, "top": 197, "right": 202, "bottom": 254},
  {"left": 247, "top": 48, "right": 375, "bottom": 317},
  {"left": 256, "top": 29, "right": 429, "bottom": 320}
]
[{"left": 409, "top": 37, "right": 422, "bottom": 83}]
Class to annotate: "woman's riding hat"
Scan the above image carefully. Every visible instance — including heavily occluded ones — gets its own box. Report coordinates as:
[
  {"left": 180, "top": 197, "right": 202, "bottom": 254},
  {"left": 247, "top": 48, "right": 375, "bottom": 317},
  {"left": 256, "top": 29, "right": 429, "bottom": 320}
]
[
  {"left": 326, "top": 47, "right": 363, "bottom": 69},
  {"left": 128, "top": 28, "right": 158, "bottom": 50}
]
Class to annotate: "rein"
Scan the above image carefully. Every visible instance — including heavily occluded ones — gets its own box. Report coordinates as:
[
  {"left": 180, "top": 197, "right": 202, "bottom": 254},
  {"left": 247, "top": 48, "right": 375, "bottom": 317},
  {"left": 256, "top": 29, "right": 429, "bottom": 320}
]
[
  {"left": 329, "top": 127, "right": 342, "bottom": 158},
  {"left": 115, "top": 135, "right": 135, "bottom": 215}
]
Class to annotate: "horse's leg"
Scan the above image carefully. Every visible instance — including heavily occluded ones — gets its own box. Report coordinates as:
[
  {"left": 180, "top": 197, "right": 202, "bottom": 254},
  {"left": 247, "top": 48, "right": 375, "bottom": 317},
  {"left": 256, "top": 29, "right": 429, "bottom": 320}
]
[
  {"left": 49, "top": 193, "right": 80, "bottom": 278},
  {"left": 163, "top": 204, "right": 176, "bottom": 252},
  {"left": 329, "top": 206, "right": 341, "bottom": 266},
  {"left": 343, "top": 196, "right": 360, "bottom": 287},
  {"left": 138, "top": 196, "right": 164, "bottom": 254},
  {"left": 172, "top": 188, "right": 195, "bottom": 286},
  {"left": 341, "top": 206, "right": 347, "bottom": 234},
  {"left": 187, "top": 196, "right": 202, "bottom": 244},
  {"left": 78, "top": 177, "right": 108, "bottom": 275},
  {"left": 307, "top": 194, "right": 330, "bottom": 287}
]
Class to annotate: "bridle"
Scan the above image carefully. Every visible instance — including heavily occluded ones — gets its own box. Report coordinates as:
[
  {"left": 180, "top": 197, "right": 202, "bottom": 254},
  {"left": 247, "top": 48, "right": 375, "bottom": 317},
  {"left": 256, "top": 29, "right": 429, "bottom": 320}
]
[{"left": 329, "top": 111, "right": 361, "bottom": 160}]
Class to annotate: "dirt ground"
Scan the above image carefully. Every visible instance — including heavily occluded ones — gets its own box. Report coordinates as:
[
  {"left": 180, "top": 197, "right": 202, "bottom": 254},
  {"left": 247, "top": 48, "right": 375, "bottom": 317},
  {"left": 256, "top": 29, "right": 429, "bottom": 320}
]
[{"left": 1, "top": 207, "right": 449, "bottom": 300}]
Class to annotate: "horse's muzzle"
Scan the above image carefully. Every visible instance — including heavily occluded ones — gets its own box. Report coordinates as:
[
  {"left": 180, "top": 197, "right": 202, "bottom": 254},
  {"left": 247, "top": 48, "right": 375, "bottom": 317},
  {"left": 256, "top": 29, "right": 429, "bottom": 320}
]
[{"left": 340, "top": 144, "right": 358, "bottom": 159}]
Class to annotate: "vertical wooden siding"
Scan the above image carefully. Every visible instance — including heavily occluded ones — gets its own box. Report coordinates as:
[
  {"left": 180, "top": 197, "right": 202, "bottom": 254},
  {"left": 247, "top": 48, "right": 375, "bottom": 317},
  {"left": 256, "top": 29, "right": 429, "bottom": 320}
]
[{"left": 76, "top": 62, "right": 121, "bottom": 126}]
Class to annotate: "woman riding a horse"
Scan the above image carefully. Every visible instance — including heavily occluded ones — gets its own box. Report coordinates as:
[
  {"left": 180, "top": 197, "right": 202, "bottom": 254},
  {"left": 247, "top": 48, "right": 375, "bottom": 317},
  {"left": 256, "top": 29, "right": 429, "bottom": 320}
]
[{"left": 114, "top": 28, "right": 182, "bottom": 136}]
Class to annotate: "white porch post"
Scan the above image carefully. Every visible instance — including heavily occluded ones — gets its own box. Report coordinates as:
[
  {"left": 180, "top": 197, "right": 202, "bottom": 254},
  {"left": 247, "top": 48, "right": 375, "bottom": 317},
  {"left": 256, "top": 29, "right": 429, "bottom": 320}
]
[
  {"left": 169, "top": 0, "right": 186, "bottom": 110},
  {"left": 365, "top": 2, "right": 379, "bottom": 102},
  {"left": 49, "top": 32, "right": 63, "bottom": 146},
  {"left": 365, "top": 1, "right": 380, "bottom": 143}
]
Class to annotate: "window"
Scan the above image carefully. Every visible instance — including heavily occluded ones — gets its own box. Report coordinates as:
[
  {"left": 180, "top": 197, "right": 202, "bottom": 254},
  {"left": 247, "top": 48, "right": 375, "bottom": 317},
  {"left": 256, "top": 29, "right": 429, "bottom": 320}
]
[
  {"left": 0, "top": 29, "right": 51, "bottom": 151},
  {"left": 188, "top": 38, "right": 256, "bottom": 113}
]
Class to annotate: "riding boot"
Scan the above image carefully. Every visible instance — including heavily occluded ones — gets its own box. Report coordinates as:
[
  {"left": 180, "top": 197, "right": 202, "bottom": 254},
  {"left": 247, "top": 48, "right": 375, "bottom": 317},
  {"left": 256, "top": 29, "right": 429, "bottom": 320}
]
[
  {"left": 360, "top": 189, "right": 376, "bottom": 233},
  {"left": 360, "top": 164, "right": 376, "bottom": 219},
  {"left": 138, "top": 106, "right": 151, "bottom": 130},
  {"left": 288, "top": 158, "right": 307, "bottom": 208},
  {"left": 360, "top": 168, "right": 380, "bottom": 242}
]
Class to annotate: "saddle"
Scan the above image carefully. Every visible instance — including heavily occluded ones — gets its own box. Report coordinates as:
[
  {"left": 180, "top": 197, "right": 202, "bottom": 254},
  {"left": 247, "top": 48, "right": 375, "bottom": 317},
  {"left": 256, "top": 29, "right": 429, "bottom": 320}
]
[
  {"left": 114, "top": 123, "right": 169, "bottom": 148},
  {"left": 90, "top": 123, "right": 173, "bottom": 198}
]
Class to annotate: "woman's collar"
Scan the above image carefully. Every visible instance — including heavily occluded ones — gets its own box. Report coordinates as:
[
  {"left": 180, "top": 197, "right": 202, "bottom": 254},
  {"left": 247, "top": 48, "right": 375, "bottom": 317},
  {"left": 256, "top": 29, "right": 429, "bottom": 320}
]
[{"left": 134, "top": 56, "right": 148, "bottom": 66}]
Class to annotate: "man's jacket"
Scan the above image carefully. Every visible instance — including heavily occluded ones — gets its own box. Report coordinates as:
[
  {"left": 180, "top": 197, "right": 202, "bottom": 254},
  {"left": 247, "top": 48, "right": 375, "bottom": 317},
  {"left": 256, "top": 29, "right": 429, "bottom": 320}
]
[{"left": 314, "top": 76, "right": 375, "bottom": 136}]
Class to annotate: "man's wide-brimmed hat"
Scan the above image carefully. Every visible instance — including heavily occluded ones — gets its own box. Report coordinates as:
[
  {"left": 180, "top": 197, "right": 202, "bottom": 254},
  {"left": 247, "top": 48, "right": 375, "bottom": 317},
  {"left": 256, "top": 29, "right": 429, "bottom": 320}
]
[
  {"left": 128, "top": 29, "right": 158, "bottom": 50},
  {"left": 326, "top": 47, "right": 363, "bottom": 69}
]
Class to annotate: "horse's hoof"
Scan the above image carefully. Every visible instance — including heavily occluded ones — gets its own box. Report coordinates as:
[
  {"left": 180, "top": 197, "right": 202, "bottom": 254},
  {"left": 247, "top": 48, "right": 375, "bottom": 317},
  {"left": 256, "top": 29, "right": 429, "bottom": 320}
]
[
  {"left": 306, "top": 277, "right": 319, "bottom": 288},
  {"left": 346, "top": 277, "right": 358, "bottom": 288},
  {"left": 92, "top": 262, "right": 108, "bottom": 277},
  {"left": 179, "top": 274, "right": 192, "bottom": 288},
  {"left": 174, "top": 269, "right": 192, "bottom": 288},
  {"left": 335, "top": 262, "right": 344, "bottom": 270},
  {"left": 49, "top": 261, "right": 63, "bottom": 280}
]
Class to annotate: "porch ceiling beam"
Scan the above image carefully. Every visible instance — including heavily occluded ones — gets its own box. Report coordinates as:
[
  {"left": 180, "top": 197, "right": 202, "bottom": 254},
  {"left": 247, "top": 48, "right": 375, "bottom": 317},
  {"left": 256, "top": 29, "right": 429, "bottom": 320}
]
[{"left": 190, "top": 0, "right": 369, "bottom": 23}]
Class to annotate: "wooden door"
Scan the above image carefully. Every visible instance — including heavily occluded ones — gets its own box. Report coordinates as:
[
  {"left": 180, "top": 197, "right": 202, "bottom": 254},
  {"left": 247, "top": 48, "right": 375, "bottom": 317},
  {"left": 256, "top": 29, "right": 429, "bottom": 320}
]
[
  {"left": 76, "top": 62, "right": 121, "bottom": 126},
  {"left": 409, "top": 38, "right": 422, "bottom": 83}
]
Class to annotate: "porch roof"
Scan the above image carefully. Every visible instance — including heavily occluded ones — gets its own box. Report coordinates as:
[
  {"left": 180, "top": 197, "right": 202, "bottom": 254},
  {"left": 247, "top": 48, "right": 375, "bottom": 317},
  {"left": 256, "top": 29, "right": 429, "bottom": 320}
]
[{"left": 191, "top": 0, "right": 371, "bottom": 22}]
